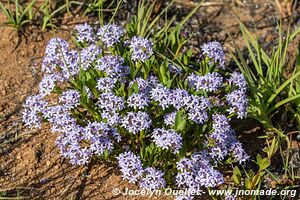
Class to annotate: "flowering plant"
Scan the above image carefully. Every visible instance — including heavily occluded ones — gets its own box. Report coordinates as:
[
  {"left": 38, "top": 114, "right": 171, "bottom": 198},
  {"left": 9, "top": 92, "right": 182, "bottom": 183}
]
[{"left": 22, "top": 21, "right": 249, "bottom": 199}]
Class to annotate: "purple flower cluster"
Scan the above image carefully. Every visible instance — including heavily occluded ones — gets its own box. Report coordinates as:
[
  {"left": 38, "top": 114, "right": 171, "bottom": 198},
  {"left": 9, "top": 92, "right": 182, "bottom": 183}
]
[
  {"left": 97, "top": 92, "right": 124, "bottom": 111},
  {"left": 22, "top": 95, "right": 48, "bottom": 129},
  {"left": 60, "top": 50, "right": 80, "bottom": 79},
  {"left": 127, "top": 93, "right": 150, "bottom": 109},
  {"left": 117, "top": 152, "right": 166, "bottom": 189},
  {"left": 75, "top": 23, "right": 94, "bottom": 43},
  {"left": 129, "top": 36, "right": 153, "bottom": 62},
  {"left": 152, "top": 128, "right": 183, "bottom": 153},
  {"left": 41, "top": 38, "right": 69, "bottom": 74},
  {"left": 95, "top": 55, "right": 129, "bottom": 79},
  {"left": 22, "top": 23, "right": 250, "bottom": 196},
  {"left": 59, "top": 89, "right": 80, "bottom": 109},
  {"left": 207, "top": 114, "right": 249, "bottom": 162},
  {"left": 97, "top": 24, "right": 124, "bottom": 47},
  {"left": 96, "top": 77, "right": 117, "bottom": 92},
  {"left": 228, "top": 71, "right": 247, "bottom": 91},
  {"left": 140, "top": 167, "right": 166, "bottom": 190},
  {"left": 164, "top": 111, "right": 176, "bottom": 127},
  {"left": 121, "top": 111, "right": 152, "bottom": 134},
  {"left": 175, "top": 152, "right": 224, "bottom": 193},
  {"left": 101, "top": 109, "right": 120, "bottom": 126},
  {"left": 55, "top": 121, "right": 117, "bottom": 165},
  {"left": 169, "top": 88, "right": 190, "bottom": 110},
  {"left": 186, "top": 95, "right": 211, "bottom": 124},
  {"left": 117, "top": 151, "right": 144, "bottom": 183},
  {"left": 38, "top": 74, "right": 61, "bottom": 97},
  {"left": 226, "top": 90, "right": 248, "bottom": 119},
  {"left": 129, "top": 76, "right": 159, "bottom": 95},
  {"left": 42, "top": 105, "right": 76, "bottom": 133},
  {"left": 201, "top": 41, "right": 225, "bottom": 69},
  {"left": 187, "top": 72, "right": 223, "bottom": 92},
  {"left": 168, "top": 63, "right": 182, "bottom": 75},
  {"left": 80, "top": 44, "right": 102, "bottom": 71},
  {"left": 150, "top": 84, "right": 172, "bottom": 110}
]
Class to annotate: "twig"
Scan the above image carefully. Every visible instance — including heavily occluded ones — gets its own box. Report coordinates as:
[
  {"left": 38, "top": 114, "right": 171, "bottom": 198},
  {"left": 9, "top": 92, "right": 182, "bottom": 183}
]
[{"left": 174, "top": 0, "right": 223, "bottom": 7}]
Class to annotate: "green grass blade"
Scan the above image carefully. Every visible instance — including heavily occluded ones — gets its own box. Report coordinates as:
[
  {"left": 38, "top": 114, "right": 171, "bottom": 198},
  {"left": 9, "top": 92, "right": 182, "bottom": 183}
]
[
  {"left": 267, "top": 70, "right": 300, "bottom": 104},
  {"left": 0, "top": 1, "right": 13, "bottom": 20},
  {"left": 15, "top": 0, "right": 19, "bottom": 24},
  {"left": 19, "top": 0, "right": 37, "bottom": 22},
  {"left": 270, "top": 94, "right": 300, "bottom": 113},
  {"left": 176, "top": 0, "right": 203, "bottom": 29}
]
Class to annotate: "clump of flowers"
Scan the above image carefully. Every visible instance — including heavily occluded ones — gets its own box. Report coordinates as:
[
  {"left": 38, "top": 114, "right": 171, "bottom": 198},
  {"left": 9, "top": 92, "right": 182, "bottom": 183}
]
[{"left": 23, "top": 22, "right": 249, "bottom": 199}]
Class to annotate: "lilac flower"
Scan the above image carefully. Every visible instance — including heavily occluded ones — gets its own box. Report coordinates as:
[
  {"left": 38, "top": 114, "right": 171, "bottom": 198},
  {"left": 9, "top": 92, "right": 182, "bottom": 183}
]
[
  {"left": 210, "top": 114, "right": 231, "bottom": 143},
  {"left": 60, "top": 50, "right": 80, "bottom": 79},
  {"left": 201, "top": 41, "right": 225, "bottom": 69},
  {"left": 176, "top": 158, "right": 194, "bottom": 172},
  {"left": 170, "top": 89, "right": 191, "bottom": 110},
  {"left": 129, "top": 36, "right": 153, "bottom": 62},
  {"left": 55, "top": 121, "right": 119, "bottom": 165},
  {"left": 129, "top": 76, "right": 158, "bottom": 95},
  {"left": 194, "top": 164, "right": 224, "bottom": 187},
  {"left": 176, "top": 152, "right": 224, "bottom": 190},
  {"left": 185, "top": 95, "right": 211, "bottom": 111},
  {"left": 230, "top": 141, "right": 249, "bottom": 164},
  {"left": 90, "top": 134, "right": 114, "bottom": 155},
  {"left": 152, "top": 128, "right": 182, "bottom": 153},
  {"left": 95, "top": 55, "right": 129, "bottom": 78},
  {"left": 110, "top": 128, "right": 122, "bottom": 142},
  {"left": 185, "top": 95, "right": 211, "bottom": 124},
  {"left": 83, "top": 121, "right": 109, "bottom": 139},
  {"left": 59, "top": 89, "right": 80, "bottom": 109},
  {"left": 97, "top": 92, "right": 124, "bottom": 112},
  {"left": 175, "top": 194, "right": 194, "bottom": 200},
  {"left": 121, "top": 111, "right": 152, "bottom": 134},
  {"left": 39, "top": 74, "right": 62, "bottom": 97},
  {"left": 97, "top": 24, "right": 124, "bottom": 47},
  {"left": 55, "top": 123, "right": 92, "bottom": 165},
  {"left": 127, "top": 93, "right": 149, "bottom": 109},
  {"left": 139, "top": 167, "right": 166, "bottom": 190},
  {"left": 22, "top": 95, "right": 48, "bottom": 129},
  {"left": 42, "top": 105, "right": 76, "bottom": 132},
  {"left": 226, "top": 89, "right": 248, "bottom": 119},
  {"left": 42, "top": 38, "right": 69, "bottom": 74},
  {"left": 228, "top": 71, "right": 247, "bottom": 91},
  {"left": 150, "top": 84, "right": 172, "bottom": 110},
  {"left": 80, "top": 44, "right": 102, "bottom": 71},
  {"left": 188, "top": 108, "right": 208, "bottom": 125},
  {"left": 101, "top": 110, "right": 120, "bottom": 126},
  {"left": 75, "top": 23, "right": 94, "bottom": 43},
  {"left": 117, "top": 151, "right": 144, "bottom": 183},
  {"left": 208, "top": 145, "right": 229, "bottom": 161},
  {"left": 164, "top": 111, "right": 176, "bottom": 127},
  {"left": 96, "top": 77, "right": 117, "bottom": 92},
  {"left": 168, "top": 63, "right": 182, "bottom": 75},
  {"left": 225, "top": 193, "right": 236, "bottom": 200},
  {"left": 207, "top": 114, "right": 249, "bottom": 162},
  {"left": 84, "top": 86, "right": 93, "bottom": 99},
  {"left": 187, "top": 72, "right": 223, "bottom": 92},
  {"left": 84, "top": 121, "right": 118, "bottom": 155}
]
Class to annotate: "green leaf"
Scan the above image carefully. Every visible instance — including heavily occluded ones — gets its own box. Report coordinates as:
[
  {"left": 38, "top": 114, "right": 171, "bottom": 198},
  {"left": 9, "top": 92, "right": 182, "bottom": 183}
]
[
  {"left": 232, "top": 166, "right": 241, "bottom": 185},
  {"left": 131, "top": 81, "right": 139, "bottom": 93},
  {"left": 245, "top": 178, "right": 252, "bottom": 189},
  {"left": 256, "top": 154, "right": 262, "bottom": 163},
  {"left": 175, "top": 110, "right": 186, "bottom": 131},
  {"left": 258, "top": 158, "right": 271, "bottom": 171}
]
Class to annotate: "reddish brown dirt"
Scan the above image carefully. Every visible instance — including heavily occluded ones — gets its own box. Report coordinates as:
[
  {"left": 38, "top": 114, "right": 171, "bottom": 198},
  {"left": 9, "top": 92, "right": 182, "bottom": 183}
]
[{"left": 0, "top": 0, "right": 299, "bottom": 199}]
